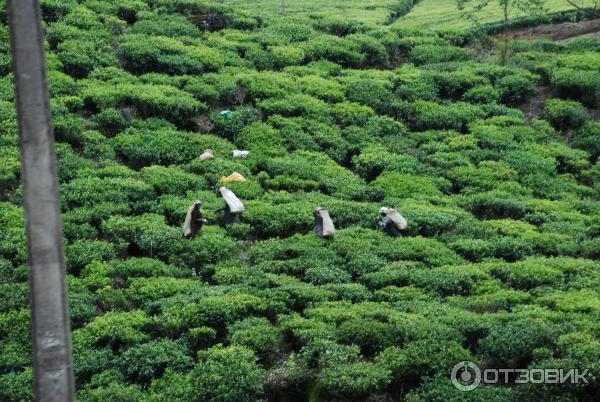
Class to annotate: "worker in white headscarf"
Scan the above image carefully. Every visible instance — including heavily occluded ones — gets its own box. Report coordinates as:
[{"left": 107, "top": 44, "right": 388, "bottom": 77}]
[{"left": 378, "top": 207, "right": 407, "bottom": 237}]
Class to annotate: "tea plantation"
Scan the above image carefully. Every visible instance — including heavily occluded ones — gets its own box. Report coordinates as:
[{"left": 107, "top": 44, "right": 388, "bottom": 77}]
[
  {"left": 394, "top": 0, "right": 581, "bottom": 29},
  {"left": 0, "top": 0, "right": 599, "bottom": 401}
]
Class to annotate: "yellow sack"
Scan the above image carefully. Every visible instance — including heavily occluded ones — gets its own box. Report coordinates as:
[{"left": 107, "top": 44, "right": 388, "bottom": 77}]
[{"left": 220, "top": 172, "right": 246, "bottom": 184}]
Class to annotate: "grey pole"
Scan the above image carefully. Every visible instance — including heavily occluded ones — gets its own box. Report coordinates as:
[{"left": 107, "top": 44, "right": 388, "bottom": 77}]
[{"left": 7, "top": 1, "right": 75, "bottom": 401}]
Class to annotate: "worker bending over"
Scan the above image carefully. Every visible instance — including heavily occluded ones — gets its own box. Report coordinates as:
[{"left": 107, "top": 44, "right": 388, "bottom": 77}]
[
  {"left": 219, "top": 187, "right": 245, "bottom": 224},
  {"left": 379, "top": 207, "right": 407, "bottom": 237}
]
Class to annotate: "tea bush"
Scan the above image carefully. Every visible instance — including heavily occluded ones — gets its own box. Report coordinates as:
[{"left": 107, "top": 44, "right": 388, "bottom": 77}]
[
  {"left": 0, "top": 1, "right": 598, "bottom": 401},
  {"left": 544, "top": 98, "right": 589, "bottom": 131}
]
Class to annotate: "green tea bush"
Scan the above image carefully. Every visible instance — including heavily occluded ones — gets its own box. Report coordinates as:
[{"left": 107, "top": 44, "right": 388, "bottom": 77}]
[
  {"left": 408, "top": 45, "right": 469, "bottom": 65},
  {"left": 370, "top": 172, "right": 446, "bottom": 200},
  {"left": 262, "top": 152, "right": 367, "bottom": 200},
  {"left": 413, "top": 101, "right": 485, "bottom": 132},
  {"left": 489, "top": 258, "right": 563, "bottom": 290},
  {"left": 228, "top": 317, "right": 280, "bottom": 357},
  {"left": 242, "top": 201, "right": 313, "bottom": 237},
  {"left": 236, "top": 122, "right": 286, "bottom": 155},
  {"left": 113, "top": 127, "right": 231, "bottom": 168},
  {"left": 76, "top": 383, "right": 144, "bottom": 402},
  {"left": 335, "top": 318, "right": 397, "bottom": 356},
  {"left": 170, "top": 231, "right": 241, "bottom": 270},
  {"left": 430, "top": 69, "right": 489, "bottom": 99},
  {"left": 296, "top": 75, "right": 344, "bottom": 102},
  {"left": 140, "top": 165, "right": 207, "bottom": 196},
  {"left": 550, "top": 68, "right": 600, "bottom": 107},
  {"left": 75, "top": 310, "right": 150, "bottom": 351},
  {"left": 1, "top": 1, "right": 598, "bottom": 400},
  {"left": 110, "top": 258, "right": 188, "bottom": 279},
  {"left": 189, "top": 345, "right": 265, "bottom": 401},
  {"left": 65, "top": 239, "right": 116, "bottom": 274},
  {"left": 0, "top": 203, "right": 26, "bottom": 265},
  {"left": 61, "top": 176, "right": 154, "bottom": 209},
  {"left": 447, "top": 161, "right": 518, "bottom": 193},
  {"left": 571, "top": 121, "right": 600, "bottom": 160},
  {"left": 462, "top": 84, "right": 500, "bottom": 104},
  {"left": 344, "top": 78, "right": 394, "bottom": 112},
  {"left": 496, "top": 73, "right": 536, "bottom": 104},
  {"left": 117, "top": 339, "right": 193, "bottom": 384},
  {"left": 302, "top": 35, "right": 363, "bottom": 67},
  {"left": 130, "top": 15, "right": 199, "bottom": 37},
  {"left": 102, "top": 213, "right": 181, "bottom": 258},
  {"left": 56, "top": 39, "right": 119, "bottom": 78},
  {"left": 352, "top": 145, "right": 422, "bottom": 180},
  {"left": 91, "top": 108, "right": 129, "bottom": 137},
  {"left": 258, "top": 94, "right": 329, "bottom": 120},
  {"left": 210, "top": 106, "right": 260, "bottom": 141},
  {"left": 318, "top": 361, "right": 391, "bottom": 399},
  {"left": 0, "top": 369, "right": 33, "bottom": 402},
  {"left": 479, "top": 319, "right": 557, "bottom": 368},
  {"left": 331, "top": 101, "right": 376, "bottom": 127},
  {"left": 0, "top": 283, "right": 27, "bottom": 314},
  {"left": 119, "top": 35, "right": 224, "bottom": 75},
  {"left": 375, "top": 340, "right": 473, "bottom": 385},
  {"left": 405, "top": 373, "right": 514, "bottom": 401},
  {"left": 82, "top": 80, "right": 205, "bottom": 123},
  {"left": 544, "top": 99, "right": 589, "bottom": 131}
]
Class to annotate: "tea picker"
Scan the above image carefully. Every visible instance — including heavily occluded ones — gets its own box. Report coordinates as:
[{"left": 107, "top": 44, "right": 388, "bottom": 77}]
[
  {"left": 183, "top": 200, "right": 208, "bottom": 238},
  {"left": 220, "top": 187, "right": 245, "bottom": 224},
  {"left": 378, "top": 207, "right": 407, "bottom": 237},
  {"left": 199, "top": 149, "right": 215, "bottom": 161},
  {"left": 233, "top": 150, "right": 250, "bottom": 158},
  {"left": 314, "top": 207, "right": 335, "bottom": 240}
]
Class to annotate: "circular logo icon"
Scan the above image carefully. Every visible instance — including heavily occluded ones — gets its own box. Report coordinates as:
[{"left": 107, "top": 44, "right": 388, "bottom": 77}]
[{"left": 451, "top": 361, "right": 481, "bottom": 391}]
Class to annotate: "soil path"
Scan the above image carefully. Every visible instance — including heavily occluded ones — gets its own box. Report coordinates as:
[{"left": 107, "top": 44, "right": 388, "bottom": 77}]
[{"left": 492, "top": 18, "right": 600, "bottom": 41}]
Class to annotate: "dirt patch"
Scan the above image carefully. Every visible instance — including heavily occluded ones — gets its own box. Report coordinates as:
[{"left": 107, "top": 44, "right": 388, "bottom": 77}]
[
  {"left": 520, "top": 85, "right": 553, "bottom": 120},
  {"left": 493, "top": 18, "right": 600, "bottom": 41}
]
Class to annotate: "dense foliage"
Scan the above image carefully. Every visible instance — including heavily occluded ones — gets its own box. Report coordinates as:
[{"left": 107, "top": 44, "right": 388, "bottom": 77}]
[{"left": 0, "top": 0, "right": 598, "bottom": 401}]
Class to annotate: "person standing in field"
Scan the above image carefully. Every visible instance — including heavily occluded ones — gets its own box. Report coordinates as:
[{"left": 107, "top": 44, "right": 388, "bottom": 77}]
[{"left": 183, "top": 200, "right": 208, "bottom": 238}]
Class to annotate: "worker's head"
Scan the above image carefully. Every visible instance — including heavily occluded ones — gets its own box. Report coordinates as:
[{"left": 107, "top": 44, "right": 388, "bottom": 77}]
[
  {"left": 194, "top": 200, "right": 203, "bottom": 208},
  {"left": 380, "top": 207, "right": 390, "bottom": 215}
]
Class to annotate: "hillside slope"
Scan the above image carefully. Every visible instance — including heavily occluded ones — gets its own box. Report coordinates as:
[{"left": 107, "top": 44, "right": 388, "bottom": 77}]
[
  {"left": 0, "top": 0, "right": 599, "bottom": 401},
  {"left": 395, "top": 0, "right": 580, "bottom": 29}
]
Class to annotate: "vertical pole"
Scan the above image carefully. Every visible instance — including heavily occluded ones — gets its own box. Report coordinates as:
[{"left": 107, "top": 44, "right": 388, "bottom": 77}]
[
  {"left": 7, "top": 1, "right": 75, "bottom": 401},
  {"left": 280, "top": 0, "right": 286, "bottom": 15}
]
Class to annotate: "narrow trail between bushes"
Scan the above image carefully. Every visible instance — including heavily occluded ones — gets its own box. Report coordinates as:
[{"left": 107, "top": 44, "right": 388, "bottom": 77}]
[
  {"left": 491, "top": 17, "right": 600, "bottom": 41},
  {"left": 519, "top": 85, "right": 553, "bottom": 120}
]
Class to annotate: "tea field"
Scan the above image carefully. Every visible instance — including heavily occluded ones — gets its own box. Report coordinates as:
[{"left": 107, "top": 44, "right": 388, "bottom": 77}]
[
  {"left": 226, "top": 0, "right": 407, "bottom": 24},
  {"left": 0, "top": 0, "right": 599, "bottom": 401},
  {"left": 395, "top": 0, "right": 583, "bottom": 29}
]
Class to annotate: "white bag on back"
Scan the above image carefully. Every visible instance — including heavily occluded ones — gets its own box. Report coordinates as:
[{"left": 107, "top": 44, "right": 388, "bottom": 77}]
[
  {"left": 232, "top": 150, "right": 250, "bottom": 158},
  {"left": 220, "top": 187, "right": 245, "bottom": 214},
  {"left": 380, "top": 207, "right": 407, "bottom": 230}
]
